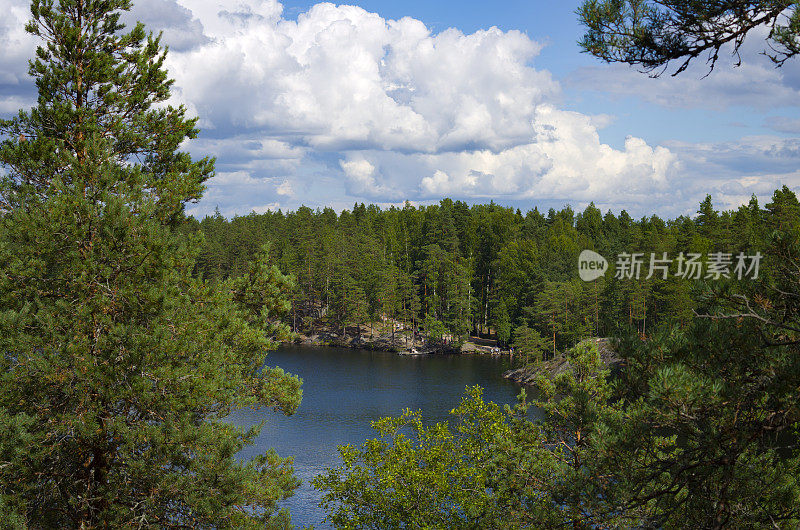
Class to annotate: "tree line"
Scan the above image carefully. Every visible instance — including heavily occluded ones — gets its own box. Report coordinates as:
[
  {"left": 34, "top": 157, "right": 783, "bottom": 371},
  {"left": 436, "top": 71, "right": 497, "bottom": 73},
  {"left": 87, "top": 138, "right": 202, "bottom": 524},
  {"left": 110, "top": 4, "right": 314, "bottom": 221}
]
[
  {"left": 313, "top": 186, "right": 800, "bottom": 527},
  {"left": 187, "top": 192, "right": 769, "bottom": 359},
  {"left": 3, "top": 0, "right": 800, "bottom": 526}
]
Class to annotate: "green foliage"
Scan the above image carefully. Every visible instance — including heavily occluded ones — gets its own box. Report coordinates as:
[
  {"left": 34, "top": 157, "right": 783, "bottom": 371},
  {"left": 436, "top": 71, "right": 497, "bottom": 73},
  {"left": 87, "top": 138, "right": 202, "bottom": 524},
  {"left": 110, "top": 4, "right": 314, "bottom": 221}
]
[
  {"left": 549, "top": 188, "right": 800, "bottom": 526},
  {"left": 494, "top": 300, "right": 511, "bottom": 346},
  {"left": 318, "top": 297, "right": 800, "bottom": 527},
  {"left": 314, "top": 345, "right": 630, "bottom": 528},
  {"left": 313, "top": 387, "right": 563, "bottom": 529},
  {"left": 313, "top": 185, "right": 800, "bottom": 526},
  {"left": 530, "top": 342, "right": 624, "bottom": 527},
  {"left": 0, "top": 1, "right": 301, "bottom": 526},
  {"left": 578, "top": 0, "right": 800, "bottom": 75},
  {"left": 580, "top": 323, "right": 800, "bottom": 526},
  {"left": 511, "top": 324, "right": 548, "bottom": 366},
  {"left": 231, "top": 243, "right": 296, "bottom": 344},
  {"left": 533, "top": 342, "right": 613, "bottom": 472},
  {"left": 423, "top": 315, "right": 447, "bottom": 344},
  {"left": 191, "top": 188, "right": 784, "bottom": 356}
]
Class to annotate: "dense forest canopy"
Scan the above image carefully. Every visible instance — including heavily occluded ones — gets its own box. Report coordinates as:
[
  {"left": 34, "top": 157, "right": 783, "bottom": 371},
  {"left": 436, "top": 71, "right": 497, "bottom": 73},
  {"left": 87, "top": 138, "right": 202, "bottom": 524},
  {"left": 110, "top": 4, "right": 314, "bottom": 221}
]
[
  {"left": 2, "top": 0, "right": 800, "bottom": 526},
  {"left": 187, "top": 192, "right": 770, "bottom": 355},
  {"left": 306, "top": 187, "right": 800, "bottom": 527}
]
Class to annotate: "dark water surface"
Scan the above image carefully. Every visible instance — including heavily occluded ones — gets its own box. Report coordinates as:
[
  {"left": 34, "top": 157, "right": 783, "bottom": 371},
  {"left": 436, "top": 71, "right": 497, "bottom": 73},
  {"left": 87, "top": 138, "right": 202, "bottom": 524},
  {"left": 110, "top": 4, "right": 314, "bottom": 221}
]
[{"left": 229, "top": 345, "right": 524, "bottom": 528}]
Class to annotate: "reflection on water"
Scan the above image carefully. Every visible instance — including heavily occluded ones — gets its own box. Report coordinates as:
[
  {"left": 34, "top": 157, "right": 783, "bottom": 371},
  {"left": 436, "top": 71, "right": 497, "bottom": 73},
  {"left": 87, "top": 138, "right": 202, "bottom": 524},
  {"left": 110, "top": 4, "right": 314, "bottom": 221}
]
[{"left": 228, "top": 345, "right": 523, "bottom": 528}]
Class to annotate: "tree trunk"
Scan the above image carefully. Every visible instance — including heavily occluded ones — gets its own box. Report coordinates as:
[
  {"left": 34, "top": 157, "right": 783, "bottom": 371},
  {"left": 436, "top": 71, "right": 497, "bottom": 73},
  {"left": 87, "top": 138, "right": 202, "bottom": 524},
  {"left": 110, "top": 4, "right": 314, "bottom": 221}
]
[{"left": 594, "top": 279, "right": 598, "bottom": 336}]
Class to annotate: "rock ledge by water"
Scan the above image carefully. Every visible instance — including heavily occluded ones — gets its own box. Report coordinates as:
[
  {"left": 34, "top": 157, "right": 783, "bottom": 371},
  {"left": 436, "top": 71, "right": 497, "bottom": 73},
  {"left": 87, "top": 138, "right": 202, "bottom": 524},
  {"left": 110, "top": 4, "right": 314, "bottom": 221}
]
[
  {"left": 503, "top": 338, "right": 620, "bottom": 385},
  {"left": 291, "top": 322, "right": 506, "bottom": 356}
]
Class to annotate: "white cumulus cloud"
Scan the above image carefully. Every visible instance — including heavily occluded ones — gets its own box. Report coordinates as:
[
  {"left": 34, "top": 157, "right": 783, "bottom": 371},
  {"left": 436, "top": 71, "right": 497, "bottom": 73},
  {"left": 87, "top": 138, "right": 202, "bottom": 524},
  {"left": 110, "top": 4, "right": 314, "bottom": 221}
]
[
  {"left": 155, "top": 0, "right": 682, "bottom": 213},
  {"left": 4, "top": 0, "right": 786, "bottom": 218},
  {"left": 166, "top": 1, "right": 558, "bottom": 154}
]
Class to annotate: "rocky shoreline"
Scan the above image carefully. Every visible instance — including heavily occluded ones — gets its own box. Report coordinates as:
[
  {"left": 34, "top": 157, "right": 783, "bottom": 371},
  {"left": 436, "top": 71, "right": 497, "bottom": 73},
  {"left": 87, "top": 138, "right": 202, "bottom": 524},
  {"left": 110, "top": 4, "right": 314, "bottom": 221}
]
[
  {"left": 290, "top": 322, "right": 508, "bottom": 356},
  {"left": 503, "top": 338, "right": 621, "bottom": 385},
  {"left": 287, "top": 326, "right": 619, "bottom": 385}
]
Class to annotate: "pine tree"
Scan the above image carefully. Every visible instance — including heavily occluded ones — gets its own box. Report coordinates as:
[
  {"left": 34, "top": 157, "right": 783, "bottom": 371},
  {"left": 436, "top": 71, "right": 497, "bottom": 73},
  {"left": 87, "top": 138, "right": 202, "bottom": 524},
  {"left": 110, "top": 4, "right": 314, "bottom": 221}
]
[
  {"left": 511, "top": 324, "right": 548, "bottom": 366},
  {"left": 0, "top": 1, "right": 301, "bottom": 527},
  {"left": 494, "top": 300, "right": 511, "bottom": 347}
]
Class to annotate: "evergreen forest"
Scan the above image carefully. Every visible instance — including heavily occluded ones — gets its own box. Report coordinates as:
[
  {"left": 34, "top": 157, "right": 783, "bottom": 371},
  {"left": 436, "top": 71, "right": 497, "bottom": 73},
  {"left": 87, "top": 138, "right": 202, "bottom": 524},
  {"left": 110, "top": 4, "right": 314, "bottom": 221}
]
[
  {"left": 188, "top": 193, "right": 770, "bottom": 359},
  {"left": 2, "top": 0, "right": 800, "bottom": 527}
]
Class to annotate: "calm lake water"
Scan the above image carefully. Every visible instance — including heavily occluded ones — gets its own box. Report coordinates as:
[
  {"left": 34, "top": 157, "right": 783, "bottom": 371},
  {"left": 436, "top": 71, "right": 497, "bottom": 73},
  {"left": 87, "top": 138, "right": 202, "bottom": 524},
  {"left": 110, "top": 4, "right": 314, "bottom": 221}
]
[{"left": 229, "top": 345, "right": 524, "bottom": 528}]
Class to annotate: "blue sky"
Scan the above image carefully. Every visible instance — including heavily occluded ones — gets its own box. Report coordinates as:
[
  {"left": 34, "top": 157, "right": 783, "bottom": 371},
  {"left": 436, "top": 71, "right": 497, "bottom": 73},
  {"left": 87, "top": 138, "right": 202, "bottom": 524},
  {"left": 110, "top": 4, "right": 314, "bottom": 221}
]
[{"left": 2, "top": 0, "right": 799, "bottom": 218}]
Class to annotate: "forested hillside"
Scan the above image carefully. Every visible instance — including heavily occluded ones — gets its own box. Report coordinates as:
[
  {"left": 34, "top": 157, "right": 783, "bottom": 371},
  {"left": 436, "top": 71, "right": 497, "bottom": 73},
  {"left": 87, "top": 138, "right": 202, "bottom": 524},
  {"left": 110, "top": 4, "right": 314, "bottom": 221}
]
[
  {"left": 187, "top": 192, "right": 771, "bottom": 354},
  {"left": 310, "top": 187, "right": 800, "bottom": 527}
]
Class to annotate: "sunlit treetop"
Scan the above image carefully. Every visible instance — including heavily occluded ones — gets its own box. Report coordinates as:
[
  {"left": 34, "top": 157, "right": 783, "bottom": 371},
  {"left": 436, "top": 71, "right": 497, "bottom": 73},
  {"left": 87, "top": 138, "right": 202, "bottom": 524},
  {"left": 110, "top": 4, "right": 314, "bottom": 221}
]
[{"left": 578, "top": 0, "right": 800, "bottom": 76}]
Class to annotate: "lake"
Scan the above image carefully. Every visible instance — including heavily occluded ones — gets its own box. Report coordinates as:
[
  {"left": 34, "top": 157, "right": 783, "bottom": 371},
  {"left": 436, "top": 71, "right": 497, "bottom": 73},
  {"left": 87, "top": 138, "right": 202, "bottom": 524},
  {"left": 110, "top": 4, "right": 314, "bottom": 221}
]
[{"left": 229, "top": 345, "right": 525, "bottom": 528}]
